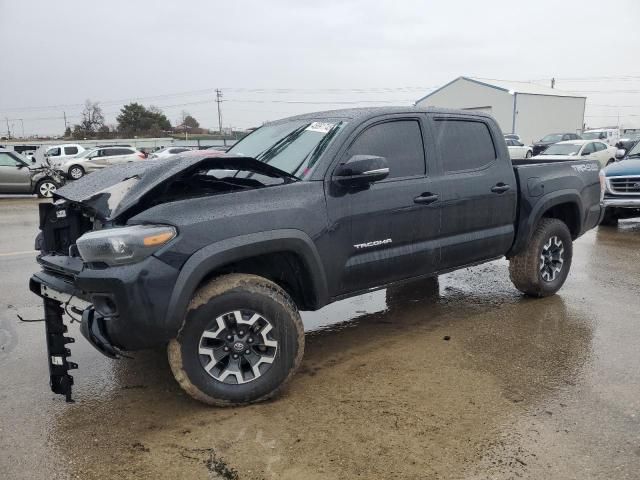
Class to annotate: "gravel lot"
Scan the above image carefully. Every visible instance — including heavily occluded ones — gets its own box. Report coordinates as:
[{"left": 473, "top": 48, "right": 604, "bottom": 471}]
[{"left": 1, "top": 196, "right": 639, "bottom": 480}]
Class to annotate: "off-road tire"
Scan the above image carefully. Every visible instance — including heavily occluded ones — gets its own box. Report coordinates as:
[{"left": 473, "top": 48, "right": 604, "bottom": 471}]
[
  {"left": 35, "top": 178, "right": 58, "bottom": 198},
  {"left": 509, "top": 218, "right": 573, "bottom": 297},
  {"left": 599, "top": 208, "right": 619, "bottom": 226},
  {"left": 68, "top": 165, "right": 84, "bottom": 180},
  {"left": 168, "top": 274, "right": 305, "bottom": 406}
]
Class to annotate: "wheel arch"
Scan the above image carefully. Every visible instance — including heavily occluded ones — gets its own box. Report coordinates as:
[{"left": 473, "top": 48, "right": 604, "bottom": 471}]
[
  {"left": 164, "top": 229, "right": 329, "bottom": 334},
  {"left": 508, "top": 191, "right": 583, "bottom": 257}
]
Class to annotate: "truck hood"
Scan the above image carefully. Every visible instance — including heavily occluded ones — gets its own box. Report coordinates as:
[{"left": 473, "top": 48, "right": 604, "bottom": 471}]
[
  {"left": 53, "top": 154, "right": 298, "bottom": 221},
  {"left": 605, "top": 158, "right": 640, "bottom": 176}
]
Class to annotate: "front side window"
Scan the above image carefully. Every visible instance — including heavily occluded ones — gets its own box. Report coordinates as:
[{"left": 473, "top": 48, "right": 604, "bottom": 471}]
[
  {"left": 541, "top": 134, "right": 564, "bottom": 143},
  {"left": 346, "top": 120, "right": 425, "bottom": 179},
  {"left": 434, "top": 119, "right": 496, "bottom": 172},
  {"left": 47, "top": 147, "right": 61, "bottom": 157},
  {"left": 0, "top": 152, "right": 21, "bottom": 167},
  {"left": 581, "top": 143, "right": 596, "bottom": 155}
]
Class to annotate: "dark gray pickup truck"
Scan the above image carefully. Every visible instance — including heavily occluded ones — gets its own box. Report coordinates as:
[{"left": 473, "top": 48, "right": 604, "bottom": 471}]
[{"left": 29, "top": 107, "right": 603, "bottom": 405}]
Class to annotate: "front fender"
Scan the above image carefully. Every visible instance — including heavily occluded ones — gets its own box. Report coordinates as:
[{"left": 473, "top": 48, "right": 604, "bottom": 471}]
[{"left": 164, "top": 229, "right": 329, "bottom": 334}]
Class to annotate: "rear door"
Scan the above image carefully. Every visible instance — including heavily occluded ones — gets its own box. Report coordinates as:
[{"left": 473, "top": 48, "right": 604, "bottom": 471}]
[
  {"left": 108, "top": 148, "right": 138, "bottom": 164},
  {"left": 429, "top": 115, "right": 517, "bottom": 270},
  {"left": 324, "top": 116, "right": 441, "bottom": 295},
  {"left": 0, "top": 152, "right": 32, "bottom": 193}
]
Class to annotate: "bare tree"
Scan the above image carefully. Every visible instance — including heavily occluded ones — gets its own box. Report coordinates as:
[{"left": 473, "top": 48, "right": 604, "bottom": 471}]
[{"left": 79, "top": 100, "right": 105, "bottom": 134}]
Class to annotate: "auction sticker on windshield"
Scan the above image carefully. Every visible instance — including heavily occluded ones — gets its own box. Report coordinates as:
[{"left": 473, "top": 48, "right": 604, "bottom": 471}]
[{"left": 305, "top": 122, "right": 335, "bottom": 133}]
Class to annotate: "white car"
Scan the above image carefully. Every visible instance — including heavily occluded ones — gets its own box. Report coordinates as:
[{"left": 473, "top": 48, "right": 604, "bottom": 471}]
[
  {"left": 531, "top": 140, "right": 617, "bottom": 167},
  {"left": 149, "top": 146, "right": 193, "bottom": 159},
  {"left": 506, "top": 138, "right": 532, "bottom": 159},
  {"left": 581, "top": 128, "right": 620, "bottom": 146},
  {"left": 45, "top": 144, "right": 86, "bottom": 164},
  {"left": 60, "top": 146, "right": 145, "bottom": 179}
]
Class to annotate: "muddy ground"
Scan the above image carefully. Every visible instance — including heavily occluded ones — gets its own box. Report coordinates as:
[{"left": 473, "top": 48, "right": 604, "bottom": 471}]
[{"left": 1, "top": 196, "right": 639, "bottom": 479}]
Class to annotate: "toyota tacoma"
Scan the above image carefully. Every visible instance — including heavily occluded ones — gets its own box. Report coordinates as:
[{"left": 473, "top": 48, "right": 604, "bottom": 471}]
[{"left": 29, "top": 107, "right": 603, "bottom": 405}]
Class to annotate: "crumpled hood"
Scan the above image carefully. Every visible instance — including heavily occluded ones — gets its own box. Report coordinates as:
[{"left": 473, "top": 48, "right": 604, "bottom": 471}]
[
  {"left": 53, "top": 154, "right": 297, "bottom": 221},
  {"left": 605, "top": 158, "right": 640, "bottom": 177}
]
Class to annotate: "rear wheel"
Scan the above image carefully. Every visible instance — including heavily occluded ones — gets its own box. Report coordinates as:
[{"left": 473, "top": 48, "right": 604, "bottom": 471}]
[
  {"left": 168, "top": 274, "right": 305, "bottom": 406},
  {"left": 35, "top": 178, "right": 58, "bottom": 198},
  {"left": 525, "top": 150, "right": 532, "bottom": 159},
  {"left": 509, "top": 218, "right": 573, "bottom": 297},
  {"left": 68, "top": 165, "right": 84, "bottom": 180}
]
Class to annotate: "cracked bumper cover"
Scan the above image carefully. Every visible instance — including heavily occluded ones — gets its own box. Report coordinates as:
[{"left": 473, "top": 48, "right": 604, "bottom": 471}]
[{"left": 30, "top": 254, "right": 182, "bottom": 352}]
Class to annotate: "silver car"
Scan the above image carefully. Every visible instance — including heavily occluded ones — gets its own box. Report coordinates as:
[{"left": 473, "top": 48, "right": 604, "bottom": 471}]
[
  {"left": 59, "top": 146, "right": 145, "bottom": 179},
  {"left": 0, "top": 148, "right": 65, "bottom": 198}
]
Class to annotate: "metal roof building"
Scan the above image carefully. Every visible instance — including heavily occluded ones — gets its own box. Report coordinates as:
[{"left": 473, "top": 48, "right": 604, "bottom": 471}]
[{"left": 415, "top": 77, "right": 586, "bottom": 144}]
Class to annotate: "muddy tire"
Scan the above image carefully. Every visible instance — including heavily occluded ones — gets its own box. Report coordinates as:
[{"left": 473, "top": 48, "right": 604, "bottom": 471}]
[
  {"left": 509, "top": 218, "right": 573, "bottom": 297},
  {"left": 168, "top": 274, "right": 305, "bottom": 406},
  {"left": 599, "top": 208, "right": 619, "bottom": 226}
]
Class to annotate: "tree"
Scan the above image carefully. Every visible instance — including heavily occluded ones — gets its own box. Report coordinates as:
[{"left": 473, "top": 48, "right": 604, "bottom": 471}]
[
  {"left": 117, "top": 103, "right": 171, "bottom": 136},
  {"left": 64, "top": 126, "right": 72, "bottom": 138},
  {"left": 79, "top": 100, "right": 105, "bottom": 133},
  {"left": 184, "top": 114, "right": 200, "bottom": 130}
]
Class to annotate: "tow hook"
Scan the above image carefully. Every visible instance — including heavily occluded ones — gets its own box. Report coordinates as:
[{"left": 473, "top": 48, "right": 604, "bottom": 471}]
[{"left": 44, "top": 298, "right": 77, "bottom": 402}]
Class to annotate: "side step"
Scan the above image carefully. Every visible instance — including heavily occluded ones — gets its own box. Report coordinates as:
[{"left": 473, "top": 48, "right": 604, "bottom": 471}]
[{"left": 44, "top": 298, "right": 77, "bottom": 402}]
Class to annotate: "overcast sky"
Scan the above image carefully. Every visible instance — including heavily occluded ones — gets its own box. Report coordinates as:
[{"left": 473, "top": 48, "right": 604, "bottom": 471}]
[{"left": 2, "top": 0, "right": 640, "bottom": 136}]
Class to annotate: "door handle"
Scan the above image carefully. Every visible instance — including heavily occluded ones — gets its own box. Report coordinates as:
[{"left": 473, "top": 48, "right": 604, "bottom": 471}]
[
  {"left": 491, "top": 183, "right": 511, "bottom": 194},
  {"left": 414, "top": 193, "right": 439, "bottom": 205}
]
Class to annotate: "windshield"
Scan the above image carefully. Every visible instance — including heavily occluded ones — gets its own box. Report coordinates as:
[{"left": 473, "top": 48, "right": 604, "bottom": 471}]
[
  {"left": 582, "top": 131, "right": 605, "bottom": 140},
  {"left": 540, "top": 134, "right": 564, "bottom": 143},
  {"left": 228, "top": 119, "right": 346, "bottom": 178},
  {"left": 626, "top": 141, "right": 640, "bottom": 157},
  {"left": 541, "top": 143, "right": 582, "bottom": 155}
]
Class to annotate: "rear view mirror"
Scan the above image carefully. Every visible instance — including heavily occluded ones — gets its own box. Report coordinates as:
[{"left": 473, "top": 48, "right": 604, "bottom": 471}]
[
  {"left": 616, "top": 149, "right": 626, "bottom": 159},
  {"left": 333, "top": 155, "right": 389, "bottom": 186}
]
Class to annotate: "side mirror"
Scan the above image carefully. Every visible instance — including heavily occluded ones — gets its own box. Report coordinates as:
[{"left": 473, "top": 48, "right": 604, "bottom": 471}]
[
  {"left": 616, "top": 149, "right": 626, "bottom": 159},
  {"left": 31, "top": 157, "right": 36, "bottom": 163},
  {"left": 581, "top": 150, "right": 590, "bottom": 156},
  {"left": 16, "top": 163, "right": 25, "bottom": 169},
  {"left": 333, "top": 155, "right": 389, "bottom": 186}
]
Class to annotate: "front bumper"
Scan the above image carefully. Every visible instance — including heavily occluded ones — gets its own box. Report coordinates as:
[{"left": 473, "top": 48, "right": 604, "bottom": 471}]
[
  {"left": 31, "top": 254, "right": 182, "bottom": 351},
  {"left": 603, "top": 197, "right": 640, "bottom": 208}
]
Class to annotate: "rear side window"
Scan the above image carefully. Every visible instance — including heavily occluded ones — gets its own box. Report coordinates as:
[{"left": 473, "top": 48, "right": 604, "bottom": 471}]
[
  {"left": 347, "top": 120, "right": 425, "bottom": 178},
  {"left": 434, "top": 119, "right": 496, "bottom": 172},
  {"left": 108, "top": 148, "right": 134, "bottom": 155},
  {"left": 64, "top": 146, "right": 78, "bottom": 155}
]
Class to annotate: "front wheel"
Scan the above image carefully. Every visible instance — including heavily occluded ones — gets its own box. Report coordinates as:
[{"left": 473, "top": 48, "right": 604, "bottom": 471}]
[
  {"left": 35, "top": 178, "right": 58, "bottom": 198},
  {"left": 168, "top": 274, "right": 305, "bottom": 406},
  {"left": 68, "top": 165, "right": 85, "bottom": 180},
  {"left": 525, "top": 150, "right": 532, "bottom": 159},
  {"left": 509, "top": 218, "right": 573, "bottom": 297}
]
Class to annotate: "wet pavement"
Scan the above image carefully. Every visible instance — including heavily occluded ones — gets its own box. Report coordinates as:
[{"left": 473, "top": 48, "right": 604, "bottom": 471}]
[{"left": 0, "top": 196, "right": 639, "bottom": 479}]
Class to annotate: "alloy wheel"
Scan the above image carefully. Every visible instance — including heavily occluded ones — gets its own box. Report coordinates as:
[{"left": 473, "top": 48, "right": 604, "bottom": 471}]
[
  {"left": 198, "top": 310, "right": 278, "bottom": 385},
  {"left": 540, "top": 235, "right": 564, "bottom": 282},
  {"left": 39, "top": 182, "right": 57, "bottom": 198}
]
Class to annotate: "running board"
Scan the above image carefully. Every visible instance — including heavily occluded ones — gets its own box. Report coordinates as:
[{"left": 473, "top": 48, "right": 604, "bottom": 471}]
[{"left": 44, "top": 298, "right": 77, "bottom": 402}]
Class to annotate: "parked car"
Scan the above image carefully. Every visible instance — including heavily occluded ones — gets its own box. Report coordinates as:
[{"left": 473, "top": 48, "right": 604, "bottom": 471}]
[
  {"left": 582, "top": 128, "right": 620, "bottom": 146},
  {"left": 531, "top": 133, "right": 581, "bottom": 156},
  {"left": 58, "top": 146, "right": 145, "bottom": 179},
  {"left": 506, "top": 138, "right": 532, "bottom": 159},
  {"left": 44, "top": 144, "right": 86, "bottom": 164},
  {"left": 30, "top": 107, "right": 603, "bottom": 405},
  {"left": 532, "top": 140, "right": 616, "bottom": 167},
  {"left": 504, "top": 133, "right": 521, "bottom": 142},
  {"left": 149, "top": 146, "right": 193, "bottom": 159},
  {"left": 600, "top": 142, "right": 640, "bottom": 225},
  {"left": 615, "top": 133, "right": 640, "bottom": 152},
  {"left": 0, "top": 148, "right": 65, "bottom": 198}
]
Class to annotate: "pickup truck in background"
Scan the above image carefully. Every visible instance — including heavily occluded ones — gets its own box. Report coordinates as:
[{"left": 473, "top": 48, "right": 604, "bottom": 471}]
[
  {"left": 29, "top": 107, "right": 603, "bottom": 405},
  {"left": 600, "top": 141, "right": 640, "bottom": 225}
]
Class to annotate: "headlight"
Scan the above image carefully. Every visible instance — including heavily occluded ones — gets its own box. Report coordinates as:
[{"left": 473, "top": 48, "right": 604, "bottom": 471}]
[{"left": 76, "top": 224, "right": 177, "bottom": 266}]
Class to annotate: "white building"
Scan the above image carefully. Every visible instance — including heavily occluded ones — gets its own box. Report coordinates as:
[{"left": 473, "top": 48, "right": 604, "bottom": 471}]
[{"left": 415, "top": 77, "right": 586, "bottom": 144}]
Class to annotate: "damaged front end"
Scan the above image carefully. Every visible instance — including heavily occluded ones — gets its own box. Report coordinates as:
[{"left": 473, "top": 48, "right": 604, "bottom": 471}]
[{"left": 29, "top": 154, "right": 297, "bottom": 402}]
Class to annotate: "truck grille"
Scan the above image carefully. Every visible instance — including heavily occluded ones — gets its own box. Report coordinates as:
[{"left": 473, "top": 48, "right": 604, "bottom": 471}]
[{"left": 608, "top": 177, "right": 640, "bottom": 194}]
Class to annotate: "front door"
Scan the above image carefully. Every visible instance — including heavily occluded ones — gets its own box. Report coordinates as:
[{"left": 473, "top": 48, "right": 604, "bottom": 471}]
[
  {"left": 325, "top": 117, "right": 441, "bottom": 296},
  {"left": 0, "top": 152, "right": 32, "bottom": 193},
  {"left": 430, "top": 116, "right": 517, "bottom": 270}
]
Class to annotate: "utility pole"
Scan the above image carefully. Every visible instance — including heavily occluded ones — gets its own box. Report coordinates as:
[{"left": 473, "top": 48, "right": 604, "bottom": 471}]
[
  {"left": 551, "top": 77, "right": 555, "bottom": 89},
  {"left": 63, "top": 111, "right": 68, "bottom": 132},
  {"left": 5, "top": 117, "right": 10, "bottom": 139},
  {"left": 19, "top": 119, "right": 24, "bottom": 138},
  {"left": 215, "top": 89, "right": 225, "bottom": 146}
]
